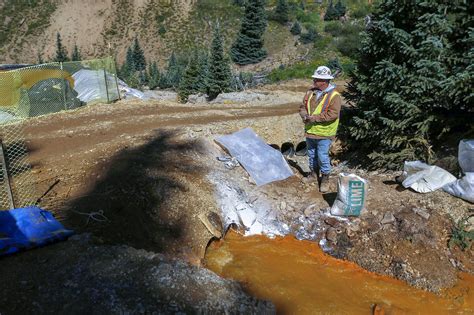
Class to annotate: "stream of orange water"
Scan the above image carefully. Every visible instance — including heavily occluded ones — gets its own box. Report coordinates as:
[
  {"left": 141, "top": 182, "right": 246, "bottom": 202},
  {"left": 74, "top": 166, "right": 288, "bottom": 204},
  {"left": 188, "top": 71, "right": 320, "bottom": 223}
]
[{"left": 205, "top": 231, "right": 474, "bottom": 314}]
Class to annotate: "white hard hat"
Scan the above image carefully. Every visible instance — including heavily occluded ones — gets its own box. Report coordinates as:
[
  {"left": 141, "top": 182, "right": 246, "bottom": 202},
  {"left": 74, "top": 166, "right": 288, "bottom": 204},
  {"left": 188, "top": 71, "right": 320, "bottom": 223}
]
[{"left": 311, "top": 66, "right": 334, "bottom": 80}]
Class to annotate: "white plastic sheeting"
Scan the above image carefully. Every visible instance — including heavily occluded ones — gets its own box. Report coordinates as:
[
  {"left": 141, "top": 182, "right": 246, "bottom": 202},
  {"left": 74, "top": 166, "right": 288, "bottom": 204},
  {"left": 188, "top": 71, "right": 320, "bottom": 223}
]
[
  {"left": 443, "top": 173, "right": 474, "bottom": 203},
  {"left": 459, "top": 139, "right": 474, "bottom": 173},
  {"left": 215, "top": 128, "right": 294, "bottom": 186},
  {"left": 117, "top": 78, "right": 146, "bottom": 100},
  {"left": 72, "top": 69, "right": 120, "bottom": 103},
  {"left": 401, "top": 161, "right": 457, "bottom": 193},
  {"left": 443, "top": 139, "right": 474, "bottom": 203}
]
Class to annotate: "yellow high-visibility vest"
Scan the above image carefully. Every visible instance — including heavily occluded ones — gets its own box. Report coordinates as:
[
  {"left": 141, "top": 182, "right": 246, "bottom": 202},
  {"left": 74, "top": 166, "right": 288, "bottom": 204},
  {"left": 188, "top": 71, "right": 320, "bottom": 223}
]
[{"left": 304, "top": 90, "right": 340, "bottom": 137}]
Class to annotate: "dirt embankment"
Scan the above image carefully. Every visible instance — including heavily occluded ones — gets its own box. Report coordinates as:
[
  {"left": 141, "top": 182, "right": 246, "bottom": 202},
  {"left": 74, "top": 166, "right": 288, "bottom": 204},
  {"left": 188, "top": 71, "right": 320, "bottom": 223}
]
[{"left": 0, "top": 85, "right": 472, "bottom": 312}]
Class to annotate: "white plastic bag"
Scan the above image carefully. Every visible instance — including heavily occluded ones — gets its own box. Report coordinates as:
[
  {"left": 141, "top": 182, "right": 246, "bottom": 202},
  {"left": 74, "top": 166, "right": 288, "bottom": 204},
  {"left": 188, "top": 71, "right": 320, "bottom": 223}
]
[
  {"left": 443, "top": 172, "right": 474, "bottom": 203},
  {"left": 400, "top": 161, "right": 456, "bottom": 193},
  {"left": 330, "top": 173, "right": 368, "bottom": 216},
  {"left": 459, "top": 139, "right": 474, "bottom": 173}
]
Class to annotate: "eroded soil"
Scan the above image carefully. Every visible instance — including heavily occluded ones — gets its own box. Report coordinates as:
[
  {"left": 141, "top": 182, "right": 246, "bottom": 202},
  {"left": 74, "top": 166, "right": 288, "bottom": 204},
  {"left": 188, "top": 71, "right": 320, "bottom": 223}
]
[{"left": 0, "top": 84, "right": 472, "bottom": 312}]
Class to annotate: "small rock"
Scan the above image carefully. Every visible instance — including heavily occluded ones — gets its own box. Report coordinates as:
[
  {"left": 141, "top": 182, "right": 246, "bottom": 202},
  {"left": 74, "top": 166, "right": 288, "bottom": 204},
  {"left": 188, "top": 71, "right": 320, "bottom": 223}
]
[
  {"left": 326, "top": 227, "right": 338, "bottom": 243},
  {"left": 465, "top": 216, "right": 474, "bottom": 232},
  {"left": 324, "top": 217, "right": 339, "bottom": 227},
  {"left": 381, "top": 212, "right": 396, "bottom": 225},
  {"left": 412, "top": 207, "right": 430, "bottom": 220},
  {"left": 280, "top": 201, "right": 287, "bottom": 211},
  {"left": 303, "top": 204, "right": 318, "bottom": 217}
]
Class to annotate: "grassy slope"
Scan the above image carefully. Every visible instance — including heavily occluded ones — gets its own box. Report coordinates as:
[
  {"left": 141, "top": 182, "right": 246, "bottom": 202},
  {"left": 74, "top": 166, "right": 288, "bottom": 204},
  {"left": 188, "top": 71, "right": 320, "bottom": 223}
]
[{"left": 0, "top": 0, "right": 57, "bottom": 60}]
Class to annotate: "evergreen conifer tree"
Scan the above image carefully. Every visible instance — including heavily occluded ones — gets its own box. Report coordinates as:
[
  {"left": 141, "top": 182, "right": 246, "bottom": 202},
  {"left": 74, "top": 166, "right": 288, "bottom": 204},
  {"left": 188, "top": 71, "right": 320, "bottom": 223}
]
[
  {"left": 230, "top": 0, "right": 267, "bottom": 65},
  {"left": 208, "top": 23, "right": 232, "bottom": 100},
  {"left": 232, "top": 0, "right": 245, "bottom": 6},
  {"left": 147, "top": 61, "right": 160, "bottom": 90},
  {"left": 290, "top": 21, "right": 302, "bottom": 35},
  {"left": 334, "top": 0, "right": 346, "bottom": 18},
  {"left": 178, "top": 52, "right": 201, "bottom": 102},
  {"left": 165, "top": 52, "right": 183, "bottom": 89},
  {"left": 300, "top": 26, "right": 318, "bottom": 44},
  {"left": 71, "top": 44, "right": 81, "bottom": 61},
  {"left": 132, "top": 37, "right": 146, "bottom": 71},
  {"left": 126, "top": 46, "right": 135, "bottom": 72},
  {"left": 344, "top": 0, "right": 474, "bottom": 169},
  {"left": 54, "top": 32, "right": 69, "bottom": 62},
  {"left": 324, "top": 1, "right": 339, "bottom": 21},
  {"left": 196, "top": 51, "right": 210, "bottom": 94},
  {"left": 273, "top": 0, "right": 289, "bottom": 24}
]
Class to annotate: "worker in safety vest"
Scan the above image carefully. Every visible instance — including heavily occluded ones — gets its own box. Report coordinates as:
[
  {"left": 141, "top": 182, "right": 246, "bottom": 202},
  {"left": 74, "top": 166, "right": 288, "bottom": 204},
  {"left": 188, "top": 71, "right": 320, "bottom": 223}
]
[{"left": 299, "top": 66, "right": 342, "bottom": 193}]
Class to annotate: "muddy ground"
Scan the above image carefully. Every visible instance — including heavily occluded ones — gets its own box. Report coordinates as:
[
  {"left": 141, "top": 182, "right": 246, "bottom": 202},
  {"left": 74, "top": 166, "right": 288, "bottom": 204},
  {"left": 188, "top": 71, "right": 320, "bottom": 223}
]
[{"left": 0, "top": 82, "right": 472, "bottom": 312}]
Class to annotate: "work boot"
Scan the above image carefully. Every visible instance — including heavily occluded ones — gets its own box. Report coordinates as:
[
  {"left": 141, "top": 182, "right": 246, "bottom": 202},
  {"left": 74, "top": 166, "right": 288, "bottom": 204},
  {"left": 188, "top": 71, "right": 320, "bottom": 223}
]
[
  {"left": 319, "top": 174, "right": 330, "bottom": 193},
  {"left": 302, "top": 171, "right": 318, "bottom": 184}
]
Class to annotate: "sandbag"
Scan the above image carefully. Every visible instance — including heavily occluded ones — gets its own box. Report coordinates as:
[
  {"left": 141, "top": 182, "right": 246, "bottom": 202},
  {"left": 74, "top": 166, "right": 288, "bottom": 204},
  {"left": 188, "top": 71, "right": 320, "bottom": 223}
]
[
  {"left": 330, "top": 173, "right": 368, "bottom": 216},
  {"left": 443, "top": 172, "right": 474, "bottom": 203},
  {"left": 400, "top": 161, "right": 456, "bottom": 193}
]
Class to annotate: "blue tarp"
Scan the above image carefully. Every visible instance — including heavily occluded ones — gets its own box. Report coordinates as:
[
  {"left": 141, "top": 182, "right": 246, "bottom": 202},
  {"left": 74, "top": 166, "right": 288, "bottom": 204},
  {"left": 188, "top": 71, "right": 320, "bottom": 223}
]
[{"left": 0, "top": 206, "right": 73, "bottom": 256}]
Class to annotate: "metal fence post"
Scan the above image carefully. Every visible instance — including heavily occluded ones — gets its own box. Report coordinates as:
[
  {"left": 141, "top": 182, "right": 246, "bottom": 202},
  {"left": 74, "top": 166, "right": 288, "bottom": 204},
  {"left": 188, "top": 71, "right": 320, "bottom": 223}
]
[
  {"left": 103, "top": 68, "right": 110, "bottom": 103},
  {"left": 113, "top": 58, "right": 121, "bottom": 100},
  {"left": 60, "top": 62, "right": 67, "bottom": 110},
  {"left": 0, "top": 140, "right": 15, "bottom": 209}
]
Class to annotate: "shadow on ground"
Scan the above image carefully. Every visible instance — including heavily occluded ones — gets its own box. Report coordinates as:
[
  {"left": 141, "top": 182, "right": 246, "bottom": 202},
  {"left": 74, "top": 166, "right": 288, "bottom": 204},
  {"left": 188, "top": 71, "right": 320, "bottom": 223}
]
[{"left": 61, "top": 129, "right": 207, "bottom": 254}]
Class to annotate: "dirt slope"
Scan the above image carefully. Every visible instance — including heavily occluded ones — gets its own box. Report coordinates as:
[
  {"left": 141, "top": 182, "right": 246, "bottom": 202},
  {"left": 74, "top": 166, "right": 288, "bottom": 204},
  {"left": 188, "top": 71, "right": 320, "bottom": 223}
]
[{"left": 0, "top": 84, "right": 472, "bottom": 312}]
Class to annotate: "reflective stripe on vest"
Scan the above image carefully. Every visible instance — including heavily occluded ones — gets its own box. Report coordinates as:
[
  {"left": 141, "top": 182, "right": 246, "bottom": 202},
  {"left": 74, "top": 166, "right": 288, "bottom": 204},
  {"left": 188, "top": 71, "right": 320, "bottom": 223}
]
[{"left": 305, "top": 90, "right": 340, "bottom": 137}]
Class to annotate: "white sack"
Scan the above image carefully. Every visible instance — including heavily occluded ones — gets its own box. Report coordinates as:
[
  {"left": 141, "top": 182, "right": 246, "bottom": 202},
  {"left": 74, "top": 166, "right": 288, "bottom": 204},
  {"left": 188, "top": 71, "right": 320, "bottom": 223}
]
[
  {"left": 330, "top": 173, "right": 368, "bottom": 216},
  {"left": 401, "top": 161, "right": 456, "bottom": 193},
  {"left": 459, "top": 139, "right": 474, "bottom": 173},
  {"left": 443, "top": 172, "right": 474, "bottom": 203}
]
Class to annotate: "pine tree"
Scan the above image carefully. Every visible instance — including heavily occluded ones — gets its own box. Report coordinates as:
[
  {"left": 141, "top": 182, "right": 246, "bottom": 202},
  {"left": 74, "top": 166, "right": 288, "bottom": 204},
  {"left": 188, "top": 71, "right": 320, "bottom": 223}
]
[
  {"left": 71, "top": 44, "right": 81, "bottom": 61},
  {"left": 147, "top": 61, "right": 160, "bottom": 90},
  {"left": 125, "top": 46, "right": 135, "bottom": 71},
  {"left": 166, "top": 52, "right": 183, "bottom": 89},
  {"left": 132, "top": 37, "right": 146, "bottom": 71},
  {"left": 232, "top": 0, "right": 245, "bottom": 6},
  {"left": 230, "top": 0, "right": 267, "bottom": 65},
  {"left": 54, "top": 32, "right": 69, "bottom": 62},
  {"left": 290, "top": 21, "right": 302, "bottom": 35},
  {"left": 324, "top": 1, "right": 339, "bottom": 21},
  {"left": 208, "top": 23, "right": 232, "bottom": 100},
  {"left": 178, "top": 52, "right": 201, "bottom": 102},
  {"left": 344, "top": 0, "right": 474, "bottom": 169},
  {"left": 196, "top": 51, "right": 210, "bottom": 94},
  {"left": 334, "top": 0, "right": 346, "bottom": 18},
  {"left": 300, "top": 25, "right": 318, "bottom": 44},
  {"left": 273, "top": 0, "right": 289, "bottom": 24}
]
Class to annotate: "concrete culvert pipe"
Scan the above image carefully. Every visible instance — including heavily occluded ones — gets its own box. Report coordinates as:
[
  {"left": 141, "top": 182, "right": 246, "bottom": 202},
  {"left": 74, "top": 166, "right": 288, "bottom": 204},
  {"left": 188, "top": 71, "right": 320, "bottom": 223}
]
[
  {"left": 295, "top": 141, "right": 307, "bottom": 156},
  {"left": 268, "top": 144, "right": 280, "bottom": 151},
  {"left": 281, "top": 142, "right": 295, "bottom": 158}
]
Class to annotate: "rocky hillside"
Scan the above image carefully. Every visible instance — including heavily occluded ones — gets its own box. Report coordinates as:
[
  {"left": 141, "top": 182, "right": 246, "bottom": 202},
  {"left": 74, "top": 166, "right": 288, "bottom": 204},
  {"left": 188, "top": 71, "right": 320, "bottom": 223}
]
[
  {"left": 0, "top": 0, "right": 372, "bottom": 72},
  {"left": 0, "top": 0, "right": 303, "bottom": 69}
]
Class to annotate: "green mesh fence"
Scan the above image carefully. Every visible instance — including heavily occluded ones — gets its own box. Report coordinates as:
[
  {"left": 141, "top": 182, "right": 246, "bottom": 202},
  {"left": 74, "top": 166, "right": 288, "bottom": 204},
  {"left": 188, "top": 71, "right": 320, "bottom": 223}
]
[{"left": 0, "top": 57, "right": 120, "bottom": 210}]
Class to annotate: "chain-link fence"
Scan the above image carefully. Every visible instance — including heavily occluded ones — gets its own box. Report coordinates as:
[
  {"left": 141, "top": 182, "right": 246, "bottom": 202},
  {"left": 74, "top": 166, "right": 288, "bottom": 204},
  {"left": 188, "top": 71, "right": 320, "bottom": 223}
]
[{"left": 0, "top": 57, "right": 120, "bottom": 210}]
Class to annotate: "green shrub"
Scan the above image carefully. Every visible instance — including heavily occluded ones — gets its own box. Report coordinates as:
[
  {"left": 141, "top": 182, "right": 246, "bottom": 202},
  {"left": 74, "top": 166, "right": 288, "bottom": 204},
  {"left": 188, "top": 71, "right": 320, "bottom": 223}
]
[{"left": 449, "top": 218, "right": 474, "bottom": 251}]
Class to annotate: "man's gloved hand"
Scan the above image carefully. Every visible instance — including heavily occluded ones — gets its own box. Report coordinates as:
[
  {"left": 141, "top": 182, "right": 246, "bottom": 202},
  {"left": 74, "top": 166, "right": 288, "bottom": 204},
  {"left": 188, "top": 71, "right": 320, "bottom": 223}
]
[{"left": 299, "top": 110, "right": 307, "bottom": 119}]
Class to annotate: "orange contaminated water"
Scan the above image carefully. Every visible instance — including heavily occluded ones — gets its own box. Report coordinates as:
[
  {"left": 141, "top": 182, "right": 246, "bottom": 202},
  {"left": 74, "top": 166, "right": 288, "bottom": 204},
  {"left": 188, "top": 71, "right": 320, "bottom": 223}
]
[{"left": 205, "top": 231, "right": 474, "bottom": 314}]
